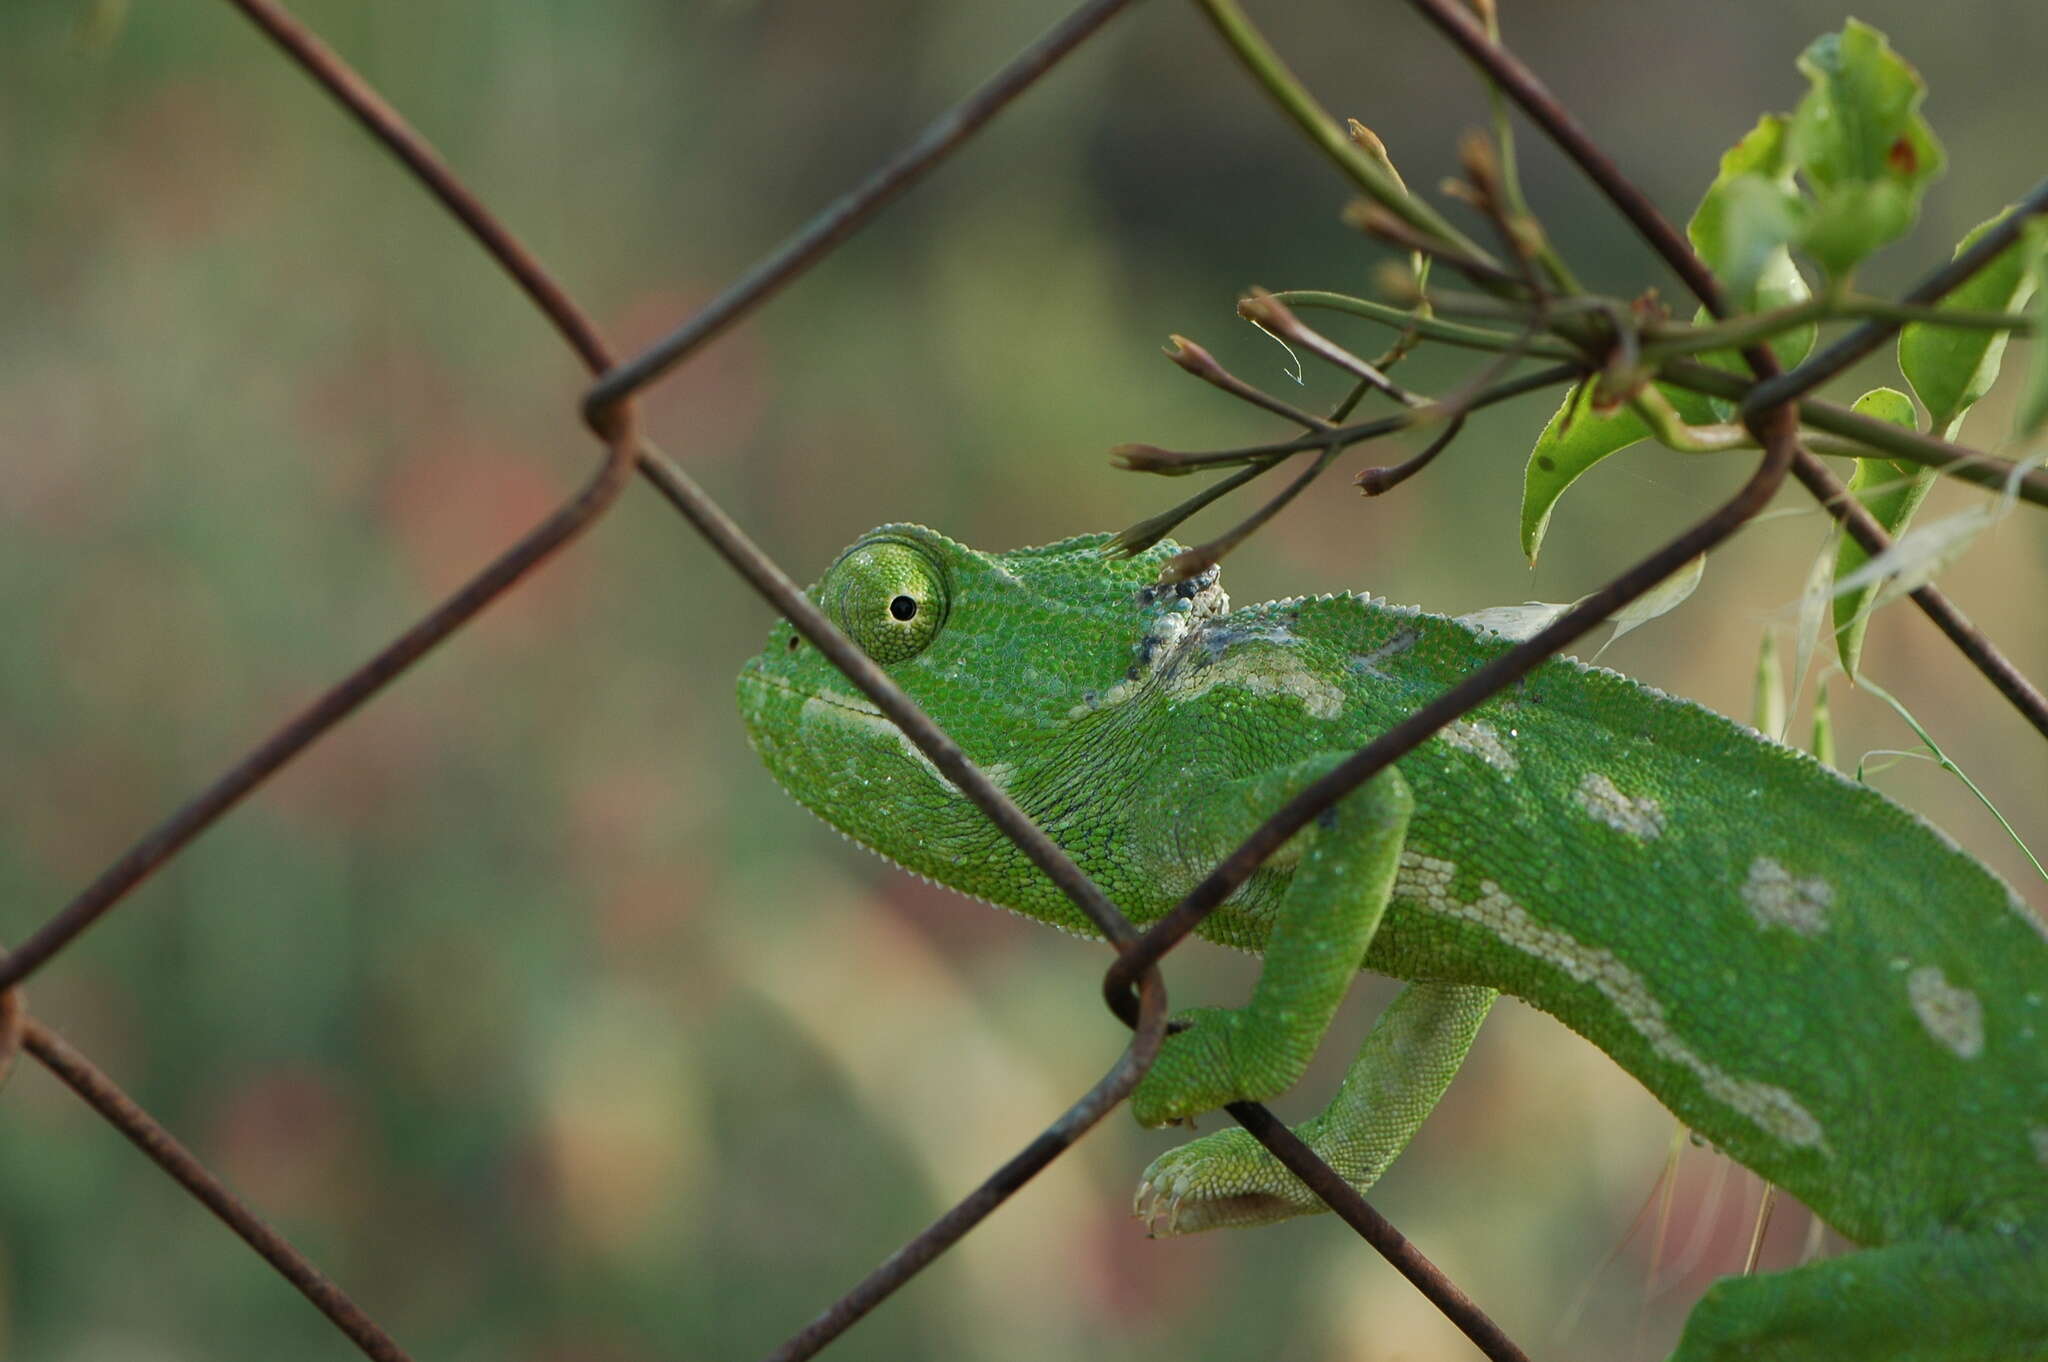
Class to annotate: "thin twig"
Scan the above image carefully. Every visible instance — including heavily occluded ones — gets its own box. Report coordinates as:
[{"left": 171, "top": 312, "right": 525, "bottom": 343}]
[
  {"left": 1661, "top": 358, "right": 2048, "bottom": 509},
  {"left": 1240, "top": 292, "right": 1430, "bottom": 407},
  {"left": 1743, "top": 1183, "right": 1779, "bottom": 1276},
  {"left": 1356, "top": 416, "right": 1466, "bottom": 495},
  {"left": 1109, "top": 460, "right": 1275, "bottom": 556},
  {"left": 1270, "top": 289, "right": 1581, "bottom": 358},
  {"left": 1468, "top": 3, "right": 1579, "bottom": 295},
  {"left": 1643, "top": 295, "right": 2037, "bottom": 359},
  {"left": 1187, "top": 0, "right": 1496, "bottom": 270},
  {"left": 1403, "top": 0, "right": 1730, "bottom": 315},
  {"left": 1112, "top": 362, "right": 1578, "bottom": 475},
  {"left": 1344, "top": 201, "right": 1535, "bottom": 293},
  {"left": 1166, "top": 334, "right": 1333, "bottom": 427},
  {"left": 1163, "top": 449, "right": 1340, "bottom": 579},
  {"left": 1114, "top": 359, "right": 1399, "bottom": 557}
]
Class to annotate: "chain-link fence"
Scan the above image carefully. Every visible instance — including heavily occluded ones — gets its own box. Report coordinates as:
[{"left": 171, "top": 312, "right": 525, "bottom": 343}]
[{"left": 6, "top": 2, "right": 2045, "bottom": 1359}]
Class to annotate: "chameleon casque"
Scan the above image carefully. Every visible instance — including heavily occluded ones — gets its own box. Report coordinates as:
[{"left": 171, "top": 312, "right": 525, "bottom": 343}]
[{"left": 736, "top": 522, "right": 2048, "bottom": 1360}]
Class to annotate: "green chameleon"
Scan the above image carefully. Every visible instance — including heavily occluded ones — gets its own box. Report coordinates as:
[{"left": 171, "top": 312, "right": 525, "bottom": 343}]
[{"left": 736, "top": 522, "right": 2047, "bottom": 1360}]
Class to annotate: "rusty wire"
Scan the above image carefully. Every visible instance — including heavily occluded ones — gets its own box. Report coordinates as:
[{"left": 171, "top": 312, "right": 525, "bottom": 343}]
[{"left": 5, "top": 1, "right": 2044, "bottom": 1361}]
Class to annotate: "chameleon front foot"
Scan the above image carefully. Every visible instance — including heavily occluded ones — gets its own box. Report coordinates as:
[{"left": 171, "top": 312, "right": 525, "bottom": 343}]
[
  {"left": 1129, "top": 1006, "right": 1266, "bottom": 1128},
  {"left": 1133, "top": 1127, "right": 1324, "bottom": 1236}
]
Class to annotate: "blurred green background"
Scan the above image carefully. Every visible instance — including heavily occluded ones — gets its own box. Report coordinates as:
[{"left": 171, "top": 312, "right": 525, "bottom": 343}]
[{"left": 3, "top": 1, "right": 2045, "bottom": 1359}]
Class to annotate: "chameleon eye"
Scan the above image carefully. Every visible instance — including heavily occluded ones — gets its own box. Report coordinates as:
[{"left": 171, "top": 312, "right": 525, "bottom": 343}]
[{"left": 822, "top": 537, "right": 948, "bottom": 664}]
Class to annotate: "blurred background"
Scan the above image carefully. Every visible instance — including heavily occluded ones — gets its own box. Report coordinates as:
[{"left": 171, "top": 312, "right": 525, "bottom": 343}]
[{"left": 3, "top": 1, "right": 2045, "bottom": 1358}]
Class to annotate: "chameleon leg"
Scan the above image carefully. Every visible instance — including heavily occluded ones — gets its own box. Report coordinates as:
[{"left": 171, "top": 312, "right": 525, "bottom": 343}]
[
  {"left": 1129, "top": 758, "right": 1413, "bottom": 1127},
  {"left": 1670, "top": 1225, "right": 2048, "bottom": 1362},
  {"left": 1134, "top": 981, "right": 1495, "bottom": 1234}
]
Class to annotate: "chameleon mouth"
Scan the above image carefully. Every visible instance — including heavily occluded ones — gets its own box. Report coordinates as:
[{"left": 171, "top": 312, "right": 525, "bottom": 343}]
[{"left": 738, "top": 665, "right": 885, "bottom": 718}]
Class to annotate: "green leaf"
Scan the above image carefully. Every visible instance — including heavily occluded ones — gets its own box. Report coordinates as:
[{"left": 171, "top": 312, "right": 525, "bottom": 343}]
[
  {"left": 1799, "top": 181, "right": 1915, "bottom": 282},
  {"left": 1810, "top": 682, "right": 1835, "bottom": 768},
  {"left": 1899, "top": 211, "right": 2040, "bottom": 436},
  {"left": 1689, "top": 117, "right": 1799, "bottom": 305},
  {"left": 1787, "top": 20, "right": 1945, "bottom": 283},
  {"left": 1520, "top": 384, "right": 1648, "bottom": 565},
  {"left": 1693, "top": 173, "right": 1806, "bottom": 308},
  {"left": 1519, "top": 378, "right": 1736, "bottom": 564},
  {"left": 1685, "top": 115, "right": 1815, "bottom": 383},
  {"left": 1752, "top": 628, "right": 1785, "bottom": 739},
  {"left": 1831, "top": 386, "right": 1926, "bottom": 677},
  {"left": 1684, "top": 247, "right": 1818, "bottom": 419},
  {"left": 2018, "top": 220, "right": 2048, "bottom": 440}
]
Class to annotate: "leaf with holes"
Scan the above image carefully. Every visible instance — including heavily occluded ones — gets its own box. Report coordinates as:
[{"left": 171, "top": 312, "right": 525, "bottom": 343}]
[{"left": 1787, "top": 20, "right": 1944, "bottom": 283}]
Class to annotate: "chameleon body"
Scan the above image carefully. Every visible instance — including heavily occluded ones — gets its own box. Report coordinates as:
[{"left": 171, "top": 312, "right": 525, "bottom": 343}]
[{"left": 736, "top": 523, "right": 2048, "bottom": 1360}]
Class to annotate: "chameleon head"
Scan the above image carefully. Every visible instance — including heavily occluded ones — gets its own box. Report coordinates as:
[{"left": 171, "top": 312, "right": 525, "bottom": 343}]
[{"left": 735, "top": 523, "right": 1222, "bottom": 885}]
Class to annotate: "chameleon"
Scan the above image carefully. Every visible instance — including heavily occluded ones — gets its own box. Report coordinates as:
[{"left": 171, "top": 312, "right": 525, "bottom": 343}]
[{"left": 735, "top": 522, "right": 2048, "bottom": 1360}]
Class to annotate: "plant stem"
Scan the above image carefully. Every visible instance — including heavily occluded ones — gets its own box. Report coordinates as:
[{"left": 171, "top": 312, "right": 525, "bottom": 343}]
[
  {"left": 1629, "top": 386, "right": 1750, "bottom": 453},
  {"left": 1644, "top": 296, "right": 2035, "bottom": 359},
  {"left": 1188, "top": 0, "right": 1500, "bottom": 277},
  {"left": 1475, "top": 4, "right": 1581, "bottom": 294},
  {"left": 1659, "top": 358, "right": 2048, "bottom": 507},
  {"left": 1267, "top": 290, "right": 1580, "bottom": 358}
]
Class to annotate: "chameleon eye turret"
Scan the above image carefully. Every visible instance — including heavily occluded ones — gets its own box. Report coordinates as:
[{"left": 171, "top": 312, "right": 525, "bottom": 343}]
[{"left": 821, "top": 535, "right": 948, "bottom": 665}]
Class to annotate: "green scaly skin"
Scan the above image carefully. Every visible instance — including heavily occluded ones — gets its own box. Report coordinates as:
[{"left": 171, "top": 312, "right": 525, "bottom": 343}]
[{"left": 737, "top": 524, "right": 2048, "bottom": 1360}]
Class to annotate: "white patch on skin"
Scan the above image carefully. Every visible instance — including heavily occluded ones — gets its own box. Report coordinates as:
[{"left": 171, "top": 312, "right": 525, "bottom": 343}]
[
  {"left": 1168, "top": 650, "right": 1345, "bottom": 720},
  {"left": 1907, "top": 965, "right": 1985, "bottom": 1059},
  {"left": 1395, "top": 852, "right": 1828, "bottom": 1152},
  {"left": 1351, "top": 630, "right": 1419, "bottom": 681},
  {"left": 1740, "top": 857, "right": 1833, "bottom": 937},
  {"left": 982, "top": 761, "right": 1017, "bottom": 792},
  {"left": 1575, "top": 771, "right": 1663, "bottom": 839},
  {"left": 1438, "top": 720, "right": 1518, "bottom": 776},
  {"left": 2032, "top": 1127, "right": 2048, "bottom": 1171}
]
